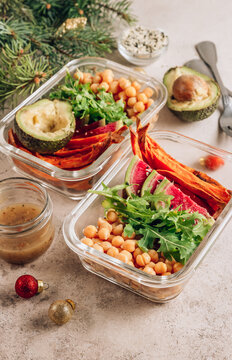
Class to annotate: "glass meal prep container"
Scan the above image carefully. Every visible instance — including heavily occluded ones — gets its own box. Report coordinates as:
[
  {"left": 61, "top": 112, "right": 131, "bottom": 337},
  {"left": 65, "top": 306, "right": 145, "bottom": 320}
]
[
  {"left": 63, "top": 130, "right": 232, "bottom": 303},
  {"left": 0, "top": 57, "right": 167, "bottom": 200}
]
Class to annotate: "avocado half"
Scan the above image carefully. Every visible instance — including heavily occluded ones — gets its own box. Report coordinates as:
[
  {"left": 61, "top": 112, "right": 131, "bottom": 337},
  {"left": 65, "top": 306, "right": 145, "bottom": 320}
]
[
  {"left": 163, "top": 66, "right": 220, "bottom": 122},
  {"left": 14, "top": 99, "right": 75, "bottom": 154}
]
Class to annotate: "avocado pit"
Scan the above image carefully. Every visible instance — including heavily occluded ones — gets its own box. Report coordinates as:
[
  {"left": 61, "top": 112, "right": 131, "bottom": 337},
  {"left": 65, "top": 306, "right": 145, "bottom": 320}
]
[{"left": 172, "top": 74, "right": 209, "bottom": 102}]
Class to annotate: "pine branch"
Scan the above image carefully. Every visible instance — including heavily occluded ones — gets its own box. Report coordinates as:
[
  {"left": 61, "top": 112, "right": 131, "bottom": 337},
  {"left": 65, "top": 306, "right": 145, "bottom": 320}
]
[
  {"left": 66, "top": 0, "right": 136, "bottom": 25},
  {"left": 0, "top": 0, "right": 36, "bottom": 23},
  {"left": 0, "top": 18, "right": 33, "bottom": 46},
  {"left": 0, "top": 42, "right": 52, "bottom": 106},
  {"left": 53, "top": 24, "right": 115, "bottom": 58},
  {"left": 0, "top": 0, "right": 136, "bottom": 109}
]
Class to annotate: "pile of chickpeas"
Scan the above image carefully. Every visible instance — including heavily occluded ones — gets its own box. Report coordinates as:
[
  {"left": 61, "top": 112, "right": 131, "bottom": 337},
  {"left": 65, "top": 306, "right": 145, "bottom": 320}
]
[
  {"left": 81, "top": 209, "right": 183, "bottom": 276},
  {"left": 73, "top": 68, "right": 155, "bottom": 122}
]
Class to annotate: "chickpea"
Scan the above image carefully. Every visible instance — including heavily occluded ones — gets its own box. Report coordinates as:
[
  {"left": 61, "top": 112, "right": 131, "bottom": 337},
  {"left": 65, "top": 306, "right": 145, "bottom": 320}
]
[
  {"left": 119, "top": 77, "right": 131, "bottom": 90},
  {"left": 123, "top": 231, "right": 135, "bottom": 240},
  {"left": 130, "top": 116, "right": 138, "bottom": 122},
  {"left": 93, "top": 243, "right": 104, "bottom": 253},
  {"left": 131, "top": 81, "right": 141, "bottom": 91},
  {"left": 133, "top": 247, "right": 143, "bottom": 259},
  {"left": 127, "top": 97, "right": 137, "bottom": 107},
  {"left": 154, "top": 262, "right": 167, "bottom": 275},
  {"left": 90, "top": 83, "right": 99, "bottom": 93},
  {"left": 112, "top": 224, "right": 124, "bottom": 236},
  {"left": 137, "top": 92, "right": 148, "bottom": 104},
  {"left": 126, "top": 108, "right": 136, "bottom": 118},
  {"left": 125, "top": 86, "right": 137, "bottom": 98},
  {"left": 143, "top": 87, "right": 154, "bottom": 98},
  {"left": 100, "top": 241, "right": 112, "bottom": 252},
  {"left": 136, "top": 253, "right": 151, "bottom": 267},
  {"left": 107, "top": 246, "right": 119, "bottom": 257},
  {"left": 108, "top": 234, "right": 114, "bottom": 242},
  {"left": 98, "top": 218, "right": 112, "bottom": 232},
  {"left": 143, "top": 266, "right": 156, "bottom": 275},
  {"left": 83, "top": 225, "right": 97, "bottom": 239},
  {"left": 159, "top": 257, "right": 166, "bottom": 263},
  {"left": 148, "top": 249, "right": 159, "bottom": 263},
  {"left": 102, "top": 69, "right": 114, "bottom": 83},
  {"left": 112, "top": 236, "right": 124, "bottom": 248},
  {"left": 106, "top": 210, "right": 118, "bottom": 223},
  {"left": 120, "top": 250, "right": 132, "bottom": 261},
  {"left": 146, "top": 261, "right": 156, "bottom": 269},
  {"left": 93, "top": 238, "right": 102, "bottom": 245},
  {"left": 115, "top": 253, "right": 129, "bottom": 263},
  {"left": 173, "top": 262, "right": 184, "bottom": 273},
  {"left": 81, "top": 237, "right": 94, "bottom": 247},
  {"left": 165, "top": 259, "right": 173, "bottom": 273},
  {"left": 133, "top": 101, "right": 145, "bottom": 113},
  {"left": 93, "top": 74, "right": 102, "bottom": 83},
  {"left": 146, "top": 98, "right": 154, "bottom": 108},
  {"left": 108, "top": 80, "right": 118, "bottom": 94},
  {"left": 118, "top": 91, "right": 127, "bottom": 101},
  {"left": 98, "top": 227, "right": 110, "bottom": 240},
  {"left": 121, "top": 240, "right": 136, "bottom": 253},
  {"left": 98, "top": 82, "right": 109, "bottom": 91},
  {"left": 73, "top": 70, "right": 84, "bottom": 82},
  {"left": 82, "top": 72, "right": 92, "bottom": 84}
]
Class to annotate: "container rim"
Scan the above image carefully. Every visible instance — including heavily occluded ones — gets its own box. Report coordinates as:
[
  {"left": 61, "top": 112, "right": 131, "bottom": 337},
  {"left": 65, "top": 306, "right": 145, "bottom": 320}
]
[{"left": 0, "top": 57, "right": 168, "bottom": 181}]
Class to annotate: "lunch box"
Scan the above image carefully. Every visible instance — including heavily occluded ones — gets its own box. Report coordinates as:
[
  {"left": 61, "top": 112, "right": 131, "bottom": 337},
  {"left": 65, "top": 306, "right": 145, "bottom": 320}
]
[
  {"left": 0, "top": 57, "right": 167, "bottom": 199},
  {"left": 63, "top": 130, "right": 232, "bottom": 303}
]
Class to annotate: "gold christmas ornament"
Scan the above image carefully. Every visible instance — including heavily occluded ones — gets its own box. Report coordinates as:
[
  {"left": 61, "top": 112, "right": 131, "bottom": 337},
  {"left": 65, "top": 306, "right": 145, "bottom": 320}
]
[
  {"left": 48, "top": 299, "right": 76, "bottom": 325},
  {"left": 56, "top": 17, "right": 87, "bottom": 37}
]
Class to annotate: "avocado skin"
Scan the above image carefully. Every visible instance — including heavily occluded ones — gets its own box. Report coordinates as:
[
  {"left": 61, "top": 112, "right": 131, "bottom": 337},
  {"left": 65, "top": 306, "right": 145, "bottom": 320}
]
[
  {"left": 14, "top": 99, "right": 75, "bottom": 154},
  {"left": 163, "top": 66, "right": 220, "bottom": 122},
  {"left": 14, "top": 119, "right": 74, "bottom": 154},
  {"left": 170, "top": 97, "right": 219, "bottom": 122}
]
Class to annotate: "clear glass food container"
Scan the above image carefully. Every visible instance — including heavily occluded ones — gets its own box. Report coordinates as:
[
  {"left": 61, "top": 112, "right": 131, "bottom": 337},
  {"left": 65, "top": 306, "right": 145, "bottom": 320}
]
[
  {"left": 0, "top": 57, "right": 167, "bottom": 199},
  {"left": 63, "top": 130, "right": 232, "bottom": 303}
]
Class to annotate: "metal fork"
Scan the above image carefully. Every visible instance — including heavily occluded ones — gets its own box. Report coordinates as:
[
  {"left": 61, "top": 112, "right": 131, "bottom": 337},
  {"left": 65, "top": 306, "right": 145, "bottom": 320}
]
[{"left": 196, "top": 41, "right": 232, "bottom": 137}]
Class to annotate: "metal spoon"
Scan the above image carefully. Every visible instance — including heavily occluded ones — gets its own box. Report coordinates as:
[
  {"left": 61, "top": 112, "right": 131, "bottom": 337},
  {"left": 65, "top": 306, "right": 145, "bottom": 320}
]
[{"left": 196, "top": 41, "right": 232, "bottom": 136}]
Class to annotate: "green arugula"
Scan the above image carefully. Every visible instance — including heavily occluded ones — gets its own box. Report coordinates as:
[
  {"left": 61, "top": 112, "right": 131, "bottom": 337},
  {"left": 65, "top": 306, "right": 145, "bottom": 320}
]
[
  {"left": 90, "top": 183, "right": 214, "bottom": 264},
  {"left": 49, "top": 72, "right": 132, "bottom": 126}
]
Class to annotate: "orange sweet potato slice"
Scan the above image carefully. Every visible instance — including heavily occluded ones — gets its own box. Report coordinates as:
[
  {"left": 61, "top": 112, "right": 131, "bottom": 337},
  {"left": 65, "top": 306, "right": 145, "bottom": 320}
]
[{"left": 131, "top": 123, "right": 231, "bottom": 215}]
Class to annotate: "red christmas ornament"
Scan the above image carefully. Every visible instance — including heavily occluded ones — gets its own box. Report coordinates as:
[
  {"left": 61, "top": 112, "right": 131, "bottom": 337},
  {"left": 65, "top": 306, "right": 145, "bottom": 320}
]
[{"left": 15, "top": 275, "right": 44, "bottom": 299}]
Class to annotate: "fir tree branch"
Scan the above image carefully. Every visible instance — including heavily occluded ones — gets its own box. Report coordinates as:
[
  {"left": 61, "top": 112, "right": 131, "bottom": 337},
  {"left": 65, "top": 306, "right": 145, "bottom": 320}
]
[{"left": 0, "top": 0, "right": 135, "bottom": 109}]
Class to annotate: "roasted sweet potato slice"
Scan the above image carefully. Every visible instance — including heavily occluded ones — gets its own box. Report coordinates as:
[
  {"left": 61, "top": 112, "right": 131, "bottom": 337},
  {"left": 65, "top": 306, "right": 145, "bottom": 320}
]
[{"left": 131, "top": 123, "right": 231, "bottom": 216}]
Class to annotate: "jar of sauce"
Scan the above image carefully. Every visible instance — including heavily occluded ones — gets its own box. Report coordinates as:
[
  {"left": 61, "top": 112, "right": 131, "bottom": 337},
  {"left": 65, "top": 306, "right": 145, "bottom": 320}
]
[{"left": 0, "top": 177, "right": 54, "bottom": 264}]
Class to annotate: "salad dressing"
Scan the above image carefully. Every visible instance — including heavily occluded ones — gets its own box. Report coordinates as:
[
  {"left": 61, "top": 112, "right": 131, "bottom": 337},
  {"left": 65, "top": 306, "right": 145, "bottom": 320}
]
[{"left": 0, "top": 203, "right": 54, "bottom": 264}]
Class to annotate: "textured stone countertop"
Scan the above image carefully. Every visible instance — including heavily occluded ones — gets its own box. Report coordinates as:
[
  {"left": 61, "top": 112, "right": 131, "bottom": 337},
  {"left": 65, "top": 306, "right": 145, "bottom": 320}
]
[{"left": 0, "top": 1, "right": 232, "bottom": 359}]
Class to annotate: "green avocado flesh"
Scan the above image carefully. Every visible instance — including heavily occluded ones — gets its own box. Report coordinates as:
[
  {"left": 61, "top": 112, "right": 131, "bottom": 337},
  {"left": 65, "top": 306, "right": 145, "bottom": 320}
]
[
  {"left": 14, "top": 99, "right": 75, "bottom": 154},
  {"left": 163, "top": 66, "right": 220, "bottom": 122}
]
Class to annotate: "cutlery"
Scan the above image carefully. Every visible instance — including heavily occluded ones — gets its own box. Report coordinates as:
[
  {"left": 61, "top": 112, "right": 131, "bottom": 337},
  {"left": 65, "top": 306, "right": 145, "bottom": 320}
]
[{"left": 196, "top": 41, "right": 232, "bottom": 136}]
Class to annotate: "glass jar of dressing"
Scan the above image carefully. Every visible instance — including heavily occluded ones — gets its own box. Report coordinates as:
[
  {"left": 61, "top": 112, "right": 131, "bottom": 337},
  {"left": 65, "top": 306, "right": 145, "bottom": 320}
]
[{"left": 0, "top": 177, "right": 54, "bottom": 264}]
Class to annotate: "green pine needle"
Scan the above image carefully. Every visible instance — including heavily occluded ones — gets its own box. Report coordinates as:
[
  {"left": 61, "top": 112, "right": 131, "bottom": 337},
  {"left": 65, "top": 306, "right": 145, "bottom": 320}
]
[{"left": 0, "top": 0, "right": 135, "bottom": 109}]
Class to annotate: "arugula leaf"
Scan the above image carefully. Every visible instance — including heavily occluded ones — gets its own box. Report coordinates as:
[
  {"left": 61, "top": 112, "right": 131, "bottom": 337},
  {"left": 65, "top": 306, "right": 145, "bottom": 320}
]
[
  {"left": 89, "top": 182, "right": 214, "bottom": 264},
  {"left": 50, "top": 71, "right": 130, "bottom": 125}
]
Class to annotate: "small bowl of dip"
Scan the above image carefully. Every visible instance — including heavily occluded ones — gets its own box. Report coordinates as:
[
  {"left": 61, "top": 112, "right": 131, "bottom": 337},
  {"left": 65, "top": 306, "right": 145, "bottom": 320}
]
[
  {"left": 117, "top": 25, "right": 169, "bottom": 66},
  {"left": 0, "top": 177, "right": 54, "bottom": 264}
]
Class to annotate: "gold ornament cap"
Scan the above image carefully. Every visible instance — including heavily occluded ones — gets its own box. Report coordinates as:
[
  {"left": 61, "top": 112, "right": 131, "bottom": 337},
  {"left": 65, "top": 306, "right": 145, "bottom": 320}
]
[
  {"left": 65, "top": 299, "right": 76, "bottom": 310},
  {"left": 37, "top": 280, "right": 49, "bottom": 293},
  {"left": 37, "top": 280, "right": 44, "bottom": 293}
]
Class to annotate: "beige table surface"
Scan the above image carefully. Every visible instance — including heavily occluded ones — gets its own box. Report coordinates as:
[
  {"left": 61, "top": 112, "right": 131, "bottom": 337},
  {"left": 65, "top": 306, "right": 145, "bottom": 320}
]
[{"left": 0, "top": 1, "right": 232, "bottom": 359}]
